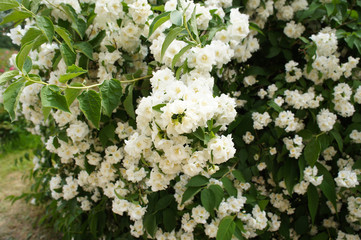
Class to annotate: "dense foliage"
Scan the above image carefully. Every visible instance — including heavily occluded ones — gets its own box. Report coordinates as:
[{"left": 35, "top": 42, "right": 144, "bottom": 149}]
[{"left": 0, "top": 0, "right": 361, "bottom": 239}]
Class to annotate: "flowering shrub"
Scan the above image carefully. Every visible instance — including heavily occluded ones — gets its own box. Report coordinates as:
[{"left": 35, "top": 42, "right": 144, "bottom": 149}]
[{"left": 1, "top": 0, "right": 361, "bottom": 239}]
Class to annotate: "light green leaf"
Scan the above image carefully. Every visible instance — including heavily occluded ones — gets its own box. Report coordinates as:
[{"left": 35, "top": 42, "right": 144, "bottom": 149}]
[
  {"left": 307, "top": 184, "right": 319, "bottom": 225},
  {"left": 3, "top": 79, "right": 26, "bottom": 121},
  {"left": 21, "top": 28, "right": 42, "bottom": 46},
  {"left": 77, "top": 90, "right": 101, "bottom": 128},
  {"left": 0, "top": 70, "right": 19, "bottom": 85},
  {"left": 60, "top": 42, "right": 76, "bottom": 66},
  {"left": 186, "top": 175, "right": 209, "bottom": 187},
  {"left": 171, "top": 43, "right": 194, "bottom": 69},
  {"left": 74, "top": 42, "right": 93, "bottom": 60},
  {"left": 16, "top": 41, "right": 35, "bottom": 72},
  {"left": 152, "top": 103, "right": 166, "bottom": 113},
  {"left": 148, "top": 11, "right": 170, "bottom": 37},
  {"left": 40, "top": 85, "right": 71, "bottom": 113},
  {"left": 65, "top": 82, "right": 83, "bottom": 106},
  {"left": 181, "top": 186, "right": 202, "bottom": 204},
  {"left": 55, "top": 26, "right": 74, "bottom": 52},
  {"left": 36, "top": 16, "right": 54, "bottom": 43},
  {"left": 216, "top": 216, "right": 236, "bottom": 240},
  {"left": 124, "top": 84, "right": 135, "bottom": 119},
  {"left": 189, "top": 6, "right": 200, "bottom": 42},
  {"left": 0, "top": 0, "right": 20, "bottom": 11},
  {"left": 22, "top": 56, "right": 32, "bottom": 73},
  {"left": 304, "top": 138, "right": 321, "bottom": 166},
  {"left": 201, "top": 188, "right": 215, "bottom": 213},
  {"left": 161, "top": 27, "right": 184, "bottom": 60},
  {"left": 99, "top": 79, "right": 122, "bottom": 116},
  {"left": 42, "top": 106, "right": 51, "bottom": 121},
  {"left": 249, "top": 22, "right": 265, "bottom": 36},
  {"left": 59, "top": 65, "right": 87, "bottom": 83},
  {"left": 170, "top": 10, "right": 183, "bottom": 26},
  {"left": 0, "top": 10, "right": 32, "bottom": 25}
]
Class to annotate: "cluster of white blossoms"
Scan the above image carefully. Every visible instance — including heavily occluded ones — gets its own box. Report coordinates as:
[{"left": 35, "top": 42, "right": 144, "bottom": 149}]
[
  {"left": 283, "top": 134, "right": 304, "bottom": 159},
  {"left": 2, "top": 0, "right": 361, "bottom": 239},
  {"left": 317, "top": 109, "right": 337, "bottom": 132}
]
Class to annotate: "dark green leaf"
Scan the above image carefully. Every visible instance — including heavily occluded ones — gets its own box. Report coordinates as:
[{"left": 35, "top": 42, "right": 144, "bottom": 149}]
[
  {"left": 163, "top": 208, "right": 176, "bottom": 232},
  {"left": 201, "top": 188, "right": 215, "bottom": 213},
  {"left": 307, "top": 184, "right": 319, "bottom": 225},
  {"left": 89, "top": 30, "right": 106, "bottom": 48},
  {"left": 154, "top": 195, "right": 174, "bottom": 212},
  {"left": 186, "top": 175, "right": 209, "bottom": 187},
  {"left": 325, "top": 3, "right": 335, "bottom": 17},
  {"left": 148, "top": 11, "right": 170, "bottom": 37},
  {"left": 143, "top": 213, "right": 157, "bottom": 237},
  {"left": 59, "top": 65, "right": 87, "bottom": 83},
  {"left": 60, "top": 43, "right": 76, "bottom": 66},
  {"left": 41, "top": 85, "right": 71, "bottom": 113},
  {"left": 77, "top": 90, "right": 102, "bottom": 128},
  {"left": 221, "top": 177, "right": 237, "bottom": 197},
  {"left": 208, "top": 184, "right": 224, "bottom": 209},
  {"left": 330, "top": 130, "right": 343, "bottom": 152},
  {"left": 304, "top": 138, "right": 321, "bottom": 166},
  {"left": 181, "top": 186, "right": 202, "bottom": 204},
  {"left": 232, "top": 170, "right": 246, "bottom": 183},
  {"left": 317, "top": 163, "right": 337, "bottom": 210},
  {"left": 3, "top": 79, "right": 26, "bottom": 121},
  {"left": 99, "top": 79, "right": 122, "bottom": 116},
  {"left": 99, "top": 124, "right": 115, "bottom": 147},
  {"left": 0, "top": 70, "right": 19, "bottom": 85},
  {"left": 124, "top": 84, "right": 135, "bottom": 119},
  {"left": 249, "top": 22, "right": 264, "bottom": 36},
  {"left": 216, "top": 216, "right": 236, "bottom": 240},
  {"left": 74, "top": 42, "right": 93, "bottom": 60},
  {"left": 36, "top": 16, "right": 54, "bottom": 43}
]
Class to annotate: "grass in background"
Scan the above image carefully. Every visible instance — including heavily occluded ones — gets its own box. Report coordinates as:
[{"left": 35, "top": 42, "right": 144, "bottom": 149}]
[{"left": 0, "top": 48, "right": 16, "bottom": 73}]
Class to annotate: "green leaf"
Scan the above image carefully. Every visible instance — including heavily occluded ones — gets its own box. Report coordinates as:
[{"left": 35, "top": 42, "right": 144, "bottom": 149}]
[
  {"left": 163, "top": 208, "right": 176, "bottom": 232},
  {"left": 36, "top": 16, "right": 54, "bottom": 43},
  {"left": 232, "top": 170, "right": 246, "bottom": 183},
  {"left": 325, "top": 3, "right": 335, "bottom": 16},
  {"left": 221, "top": 177, "right": 237, "bottom": 197},
  {"left": 16, "top": 41, "right": 35, "bottom": 72},
  {"left": 21, "top": 28, "right": 42, "bottom": 46},
  {"left": 148, "top": 11, "right": 170, "bottom": 37},
  {"left": 154, "top": 195, "right": 174, "bottom": 212},
  {"left": 171, "top": 43, "right": 194, "bottom": 69},
  {"left": 330, "top": 130, "right": 343, "bottom": 152},
  {"left": 311, "top": 232, "right": 329, "bottom": 240},
  {"left": 0, "top": 0, "right": 20, "bottom": 11},
  {"left": 186, "top": 175, "right": 209, "bottom": 187},
  {"left": 65, "top": 82, "right": 83, "bottom": 105},
  {"left": 3, "top": 79, "right": 26, "bottom": 121},
  {"left": 208, "top": 184, "right": 224, "bottom": 209},
  {"left": 249, "top": 22, "right": 264, "bottom": 36},
  {"left": 304, "top": 138, "right": 321, "bottom": 166},
  {"left": 99, "top": 79, "right": 122, "bottom": 116},
  {"left": 77, "top": 90, "right": 102, "bottom": 128},
  {"left": 316, "top": 163, "right": 337, "bottom": 210},
  {"left": 60, "top": 43, "right": 76, "bottom": 66},
  {"left": 89, "top": 30, "right": 106, "bottom": 48},
  {"left": 189, "top": 6, "right": 200, "bottom": 43},
  {"left": 99, "top": 124, "right": 115, "bottom": 147},
  {"left": 124, "top": 84, "right": 135, "bottom": 119},
  {"left": 181, "top": 186, "right": 202, "bottom": 204},
  {"left": 42, "top": 106, "right": 51, "bottom": 121},
  {"left": 74, "top": 42, "right": 93, "bottom": 60},
  {"left": 0, "top": 70, "right": 19, "bottom": 85},
  {"left": 55, "top": 26, "right": 74, "bottom": 52},
  {"left": 40, "top": 85, "right": 71, "bottom": 113},
  {"left": 170, "top": 10, "right": 183, "bottom": 26},
  {"left": 22, "top": 56, "right": 32, "bottom": 73},
  {"left": 59, "top": 65, "right": 87, "bottom": 83},
  {"left": 152, "top": 103, "right": 166, "bottom": 113},
  {"left": 0, "top": 10, "right": 32, "bottom": 25},
  {"left": 216, "top": 216, "right": 236, "bottom": 240},
  {"left": 161, "top": 27, "right": 184, "bottom": 60},
  {"left": 307, "top": 184, "right": 319, "bottom": 225},
  {"left": 201, "top": 188, "right": 215, "bottom": 213},
  {"left": 143, "top": 213, "right": 157, "bottom": 237}
]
